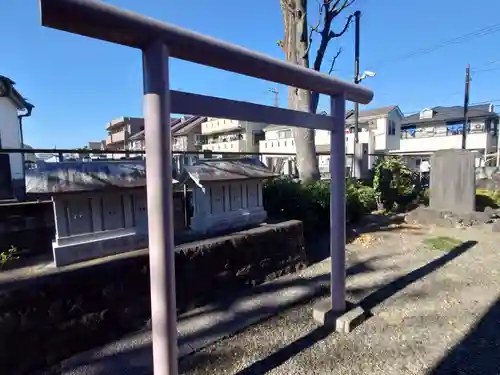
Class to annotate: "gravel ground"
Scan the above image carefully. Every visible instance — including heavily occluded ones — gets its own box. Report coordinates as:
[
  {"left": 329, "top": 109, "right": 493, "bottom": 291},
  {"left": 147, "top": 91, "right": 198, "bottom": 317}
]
[{"left": 178, "top": 224, "right": 500, "bottom": 375}]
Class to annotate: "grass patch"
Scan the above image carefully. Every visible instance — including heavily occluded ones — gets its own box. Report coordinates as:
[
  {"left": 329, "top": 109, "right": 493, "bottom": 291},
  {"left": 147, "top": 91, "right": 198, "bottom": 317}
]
[{"left": 422, "top": 236, "right": 462, "bottom": 251}]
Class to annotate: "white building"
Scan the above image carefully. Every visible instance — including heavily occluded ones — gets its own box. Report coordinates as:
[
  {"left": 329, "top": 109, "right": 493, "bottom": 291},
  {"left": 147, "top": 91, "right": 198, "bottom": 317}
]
[
  {"left": 201, "top": 118, "right": 266, "bottom": 154},
  {"left": 0, "top": 75, "right": 34, "bottom": 198},
  {"left": 259, "top": 105, "right": 404, "bottom": 174},
  {"left": 394, "top": 104, "right": 499, "bottom": 168}
]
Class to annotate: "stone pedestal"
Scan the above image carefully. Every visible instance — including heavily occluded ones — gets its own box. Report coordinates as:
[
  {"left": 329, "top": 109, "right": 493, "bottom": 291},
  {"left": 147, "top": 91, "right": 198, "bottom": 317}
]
[
  {"left": 312, "top": 299, "right": 367, "bottom": 333},
  {"left": 430, "top": 149, "right": 475, "bottom": 213}
]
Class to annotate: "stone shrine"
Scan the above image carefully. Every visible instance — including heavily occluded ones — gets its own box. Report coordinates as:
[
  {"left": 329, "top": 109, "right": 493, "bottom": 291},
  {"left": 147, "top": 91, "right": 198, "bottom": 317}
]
[
  {"left": 26, "top": 160, "right": 180, "bottom": 266},
  {"left": 177, "top": 158, "right": 278, "bottom": 234}
]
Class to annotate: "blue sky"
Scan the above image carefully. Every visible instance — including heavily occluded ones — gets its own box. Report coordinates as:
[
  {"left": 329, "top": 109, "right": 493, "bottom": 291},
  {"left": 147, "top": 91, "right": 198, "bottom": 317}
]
[{"left": 2, "top": 0, "right": 500, "bottom": 148}]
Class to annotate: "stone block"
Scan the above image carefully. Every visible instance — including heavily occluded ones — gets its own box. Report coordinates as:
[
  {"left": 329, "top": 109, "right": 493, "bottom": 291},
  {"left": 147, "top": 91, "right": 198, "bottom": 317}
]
[
  {"left": 430, "top": 149, "right": 475, "bottom": 213},
  {"left": 312, "top": 299, "right": 367, "bottom": 333}
]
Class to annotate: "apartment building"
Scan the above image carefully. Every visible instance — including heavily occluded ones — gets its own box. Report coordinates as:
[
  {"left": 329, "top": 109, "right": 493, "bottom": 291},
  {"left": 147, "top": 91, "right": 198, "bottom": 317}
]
[
  {"left": 127, "top": 116, "right": 205, "bottom": 152},
  {"left": 259, "top": 105, "right": 404, "bottom": 174},
  {"left": 394, "top": 104, "right": 499, "bottom": 168},
  {"left": 201, "top": 118, "right": 266, "bottom": 154},
  {"left": 105, "top": 116, "right": 144, "bottom": 150}
]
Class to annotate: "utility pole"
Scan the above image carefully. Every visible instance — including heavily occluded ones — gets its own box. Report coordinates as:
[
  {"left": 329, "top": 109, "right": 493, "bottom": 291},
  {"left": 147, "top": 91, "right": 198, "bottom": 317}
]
[
  {"left": 462, "top": 64, "right": 470, "bottom": 149},
  {"left": 269, "top": 88, "right": 279, "bottom": 107},
  {"left": 353, "top": 10, "right": 361, "bottom": 144}
]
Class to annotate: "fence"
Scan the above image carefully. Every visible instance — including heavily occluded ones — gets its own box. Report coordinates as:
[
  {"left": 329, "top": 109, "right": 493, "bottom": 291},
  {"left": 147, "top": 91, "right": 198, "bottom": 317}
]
[{"left": 0, "top": 147, "right": 367, "bottom": 179}]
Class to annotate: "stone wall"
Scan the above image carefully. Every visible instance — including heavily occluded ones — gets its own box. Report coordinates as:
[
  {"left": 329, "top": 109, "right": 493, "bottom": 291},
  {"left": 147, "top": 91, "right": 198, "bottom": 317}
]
[
  {"left": 0, "top": 220, "right": 306, "bottom": 375},
  {"left": 0, "top": 201, "right": 54, "bottom": 258}
]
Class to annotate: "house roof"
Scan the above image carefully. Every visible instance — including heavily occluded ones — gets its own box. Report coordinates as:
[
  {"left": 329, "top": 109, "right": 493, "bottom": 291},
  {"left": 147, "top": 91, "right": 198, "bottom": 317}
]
[
  {"left": 178, "top": 158, "right": 278, "bottom": 188},
  {"left": 128, "top": 116, "right": 204, "bottom": 141},
  {"left": 174, "top": 116, "right": 206, "bottom": 136},
  {"left": 0, "top": 75, "right": 34, "bottom": 112},
  {"left": 355, "top": 105, "right": 398, "bottom": 118},
  {"left": 402, "top": 104, "right": 497, "bottom": 125},
  {"left": 345, "top": 105, "right": 401, "bottom": 125}
]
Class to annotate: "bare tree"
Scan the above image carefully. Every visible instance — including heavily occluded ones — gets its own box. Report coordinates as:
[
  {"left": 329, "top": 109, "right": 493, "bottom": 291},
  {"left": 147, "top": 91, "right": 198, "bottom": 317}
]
[{"left": 279, "top": 0, "right": 355, "bottom": 182}]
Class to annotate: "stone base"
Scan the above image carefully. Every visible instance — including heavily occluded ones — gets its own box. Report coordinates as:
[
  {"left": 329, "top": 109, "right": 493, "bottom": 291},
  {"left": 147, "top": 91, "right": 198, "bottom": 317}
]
[
  {"left": 53, "top": 228, "right": 148, "bottom": 267},
  {"left": 190, "top": 207, "right": 267, "bottom": 234},
  {"left": 312, "top": 299, "right": 367, "bottom": 333},
  {"left": 405, "top": 206, "right": 495, "bottom": 228}
]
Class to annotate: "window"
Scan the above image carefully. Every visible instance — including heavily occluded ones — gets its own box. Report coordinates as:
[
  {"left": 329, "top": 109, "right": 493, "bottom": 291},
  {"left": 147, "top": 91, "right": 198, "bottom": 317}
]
[
  {"left": 388, "top": 120, "right": 396, "bottom": 135},
  {"left": 278, "top": 129, "right": 292, "bottom": 139},
  {"left": 253, "top": 131, "right": 265, "bottom": 145},
  {"left": 194, "top": 134, "right": 207, "bottom": 144}
]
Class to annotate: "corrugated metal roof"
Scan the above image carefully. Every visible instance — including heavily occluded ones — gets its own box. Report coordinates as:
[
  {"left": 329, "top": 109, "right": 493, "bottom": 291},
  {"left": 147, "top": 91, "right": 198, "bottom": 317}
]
[{"left": 25, "top": 160, "right": 151, "bottom": 194}]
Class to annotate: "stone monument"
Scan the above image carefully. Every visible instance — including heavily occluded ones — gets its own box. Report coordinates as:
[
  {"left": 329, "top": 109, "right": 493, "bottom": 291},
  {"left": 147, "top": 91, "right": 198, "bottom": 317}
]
[{"left": 430, "top": 149, "right": 475, "bottom": 213}]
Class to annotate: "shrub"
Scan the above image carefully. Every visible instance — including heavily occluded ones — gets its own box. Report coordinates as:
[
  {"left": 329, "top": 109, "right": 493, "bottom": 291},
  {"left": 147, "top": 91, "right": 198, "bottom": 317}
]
[
  {"left": 475, "top": 188, "right": 500, "bottom": 210},
  {"left": 0, "top": 246, "right": 19, "bottom": 270},
  {"left": 263, "top": 177, "right": 376, "bottom": 237},
  {"left": 372, "top": 156, "right": 420, "bottom": 210}
]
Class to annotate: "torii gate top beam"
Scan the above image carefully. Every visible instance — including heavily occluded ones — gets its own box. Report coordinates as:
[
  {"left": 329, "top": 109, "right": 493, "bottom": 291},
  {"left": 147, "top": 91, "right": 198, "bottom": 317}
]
[{"left": 40, "top": 0, "right": 373, "bottom": 105}]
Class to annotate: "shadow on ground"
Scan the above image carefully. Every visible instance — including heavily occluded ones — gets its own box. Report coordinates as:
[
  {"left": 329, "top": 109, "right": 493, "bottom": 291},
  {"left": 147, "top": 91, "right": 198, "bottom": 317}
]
[
  {"left": 233, "top": 240, "right": 477, "bottom": 375},
  {"left": 43, "top": 253, "right": 392, "bottom": 375},
  {"left": 306, "top": 214, "right": 408, "bottom": 263},
  {"left": 429, "top": 295, "right": 500, "bottom": 374}
]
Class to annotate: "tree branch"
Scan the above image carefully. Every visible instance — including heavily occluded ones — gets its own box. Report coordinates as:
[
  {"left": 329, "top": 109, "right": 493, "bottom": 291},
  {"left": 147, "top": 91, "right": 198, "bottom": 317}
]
[
  {"left": 328, "top": 47, "right": 342, "bottom": 74},
  {"left": 329, "top": 13, "right": 353, "bottom": 39},
  {"left": 309, "top": 0, "right": 355, "bottom": 113},
  {"left": 302, "top": 2, "right": 324, "bottom": 59}
]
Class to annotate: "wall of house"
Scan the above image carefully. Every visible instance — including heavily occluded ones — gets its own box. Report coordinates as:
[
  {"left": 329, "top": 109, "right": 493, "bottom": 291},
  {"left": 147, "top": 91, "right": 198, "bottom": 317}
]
[
  {"left": 0, "top": 98, "right": 23, "bottom": 180},
  {"left": 386, "top": 111, "right": 402, "bottom": 150},
  {"left": 244, "top": 122, "right": 266, "bottom": 152},
  {"left": 173, "top": 135, "right": 188, "bottom": 152}
]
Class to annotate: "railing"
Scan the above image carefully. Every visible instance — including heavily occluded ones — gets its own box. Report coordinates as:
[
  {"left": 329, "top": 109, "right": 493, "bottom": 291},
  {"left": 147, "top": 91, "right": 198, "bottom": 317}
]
[{"left": 1, "top": 147, "right": 366, "bottom": 179}]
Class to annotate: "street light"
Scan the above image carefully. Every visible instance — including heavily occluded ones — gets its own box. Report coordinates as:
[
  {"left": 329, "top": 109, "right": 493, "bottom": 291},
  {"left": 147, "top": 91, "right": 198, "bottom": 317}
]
[
  {"left": 358, "top": 70, "right": 376, "bottom": 81},
  {"left": 352, "top": 70, "right": 375, "bottom": 179},
  {"left": 353, "top": 70, "right": 376, "bottom": 143}
]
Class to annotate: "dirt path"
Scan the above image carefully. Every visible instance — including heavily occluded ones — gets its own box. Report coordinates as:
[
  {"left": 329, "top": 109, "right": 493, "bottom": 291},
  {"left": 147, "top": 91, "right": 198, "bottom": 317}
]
[{"left": 179, "top": 224, "right": 500, "bottom": 375}]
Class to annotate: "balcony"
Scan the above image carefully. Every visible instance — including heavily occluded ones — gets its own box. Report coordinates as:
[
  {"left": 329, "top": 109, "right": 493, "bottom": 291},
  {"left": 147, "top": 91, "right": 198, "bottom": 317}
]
[
  {"left": 398, "top": 132, "right": 491, "bottom": 153},
  {"left": 202, "top": 139, "right": 246, "bottom": 152},
  {"left": 106, "top": 129, "right": 127, "bottom": 145},
  {"left": 259, "top": 138, "right": 296, "bottom": 154},
  {"left": 201, "top": 119, "right": 246, "bottom": 135},
  {"left": 105, "top": 117, "right": 127, "bottom": 130}
]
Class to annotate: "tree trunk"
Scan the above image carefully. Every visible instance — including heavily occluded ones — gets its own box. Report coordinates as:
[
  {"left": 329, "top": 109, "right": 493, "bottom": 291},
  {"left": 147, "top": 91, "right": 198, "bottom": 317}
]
[{"left": 281, "top": 0, "right": 320, "bottom": 182}]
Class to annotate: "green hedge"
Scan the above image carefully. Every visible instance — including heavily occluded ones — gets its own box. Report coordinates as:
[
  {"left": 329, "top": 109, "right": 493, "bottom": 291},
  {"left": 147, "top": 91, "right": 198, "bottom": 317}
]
[{"left": 263, "top": 178, "right": 376, "bottom": 237}]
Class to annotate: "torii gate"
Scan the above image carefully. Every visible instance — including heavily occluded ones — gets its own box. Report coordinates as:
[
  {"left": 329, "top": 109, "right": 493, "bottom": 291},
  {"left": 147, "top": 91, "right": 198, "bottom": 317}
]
[{"left": 39, "top": 1, "right": 373, "bottom": 374}]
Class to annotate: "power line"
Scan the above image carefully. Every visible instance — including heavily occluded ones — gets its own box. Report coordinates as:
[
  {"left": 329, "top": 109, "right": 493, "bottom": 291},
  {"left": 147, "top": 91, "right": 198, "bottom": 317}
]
[
  {"left": 367, "top": 22, "right": 500, "bottom": 70},
  {"left": 471, "top": 66, "right": 500, "bottom": 74}
]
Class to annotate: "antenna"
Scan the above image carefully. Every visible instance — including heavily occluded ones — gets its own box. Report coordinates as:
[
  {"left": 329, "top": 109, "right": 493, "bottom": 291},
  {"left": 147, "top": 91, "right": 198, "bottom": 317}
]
[{"left": 269, "top": 88, "right": 279, "bottom": 107}]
